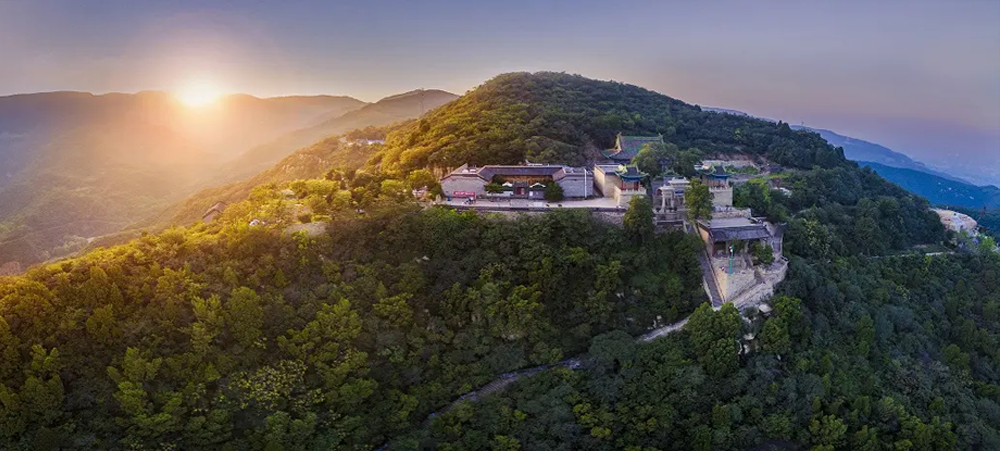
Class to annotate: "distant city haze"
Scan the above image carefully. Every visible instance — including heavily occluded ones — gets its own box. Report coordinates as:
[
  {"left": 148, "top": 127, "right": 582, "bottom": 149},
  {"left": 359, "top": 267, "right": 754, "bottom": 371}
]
[{"left": 1, "top": 0, "right": 998, "bottom": 183}]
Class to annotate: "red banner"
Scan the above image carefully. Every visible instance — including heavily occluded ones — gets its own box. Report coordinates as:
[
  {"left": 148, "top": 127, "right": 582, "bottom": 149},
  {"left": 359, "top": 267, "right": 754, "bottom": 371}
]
[{"left": 452, "top": 191, "right": 476, "bottom": 197}]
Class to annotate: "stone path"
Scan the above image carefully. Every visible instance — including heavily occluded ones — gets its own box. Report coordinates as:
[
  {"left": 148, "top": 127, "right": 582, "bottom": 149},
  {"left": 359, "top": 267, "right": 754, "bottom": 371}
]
[
  {"left": 423, "top": 309, "right": 706, "bottom": 424},
  {"left": 424, "top": 358, "right": 584, "bottom": 425},
  {"left": 638, "top": 318, "right": 689, "bottom": 342}
]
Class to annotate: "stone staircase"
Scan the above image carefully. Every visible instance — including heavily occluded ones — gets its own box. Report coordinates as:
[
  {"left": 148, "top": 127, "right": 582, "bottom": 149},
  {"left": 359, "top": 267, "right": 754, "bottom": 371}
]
[{"left": 698, "top": 250, "right": 726, "bottom": 307}]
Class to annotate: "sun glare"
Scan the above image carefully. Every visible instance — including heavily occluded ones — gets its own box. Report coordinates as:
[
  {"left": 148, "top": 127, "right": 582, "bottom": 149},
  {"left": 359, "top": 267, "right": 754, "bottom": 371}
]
[{"left": 175, "top": 79, "right": 224, "bottom": 107}]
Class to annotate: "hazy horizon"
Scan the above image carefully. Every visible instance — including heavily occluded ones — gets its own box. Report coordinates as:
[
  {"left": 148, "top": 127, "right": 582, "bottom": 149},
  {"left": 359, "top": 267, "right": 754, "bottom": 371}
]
[{"left": 2, "top": 0, "right": 998, "bottom": 181}]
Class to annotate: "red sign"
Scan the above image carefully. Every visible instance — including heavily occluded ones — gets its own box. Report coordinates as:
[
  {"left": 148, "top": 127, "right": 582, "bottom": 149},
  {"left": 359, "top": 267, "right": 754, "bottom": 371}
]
[{"left": 452, "top": 191, "right": 476, "bottom": 197}]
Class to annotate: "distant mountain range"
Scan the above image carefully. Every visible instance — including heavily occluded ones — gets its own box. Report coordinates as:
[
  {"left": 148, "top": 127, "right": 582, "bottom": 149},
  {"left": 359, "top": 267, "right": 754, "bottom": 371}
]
[
  {"left": 704, "top": 107, "right": 999, "bottom": 209},
  {"left": 789, "top": 126, "right": 970, "bottom": 184},
  {"left": 0, "top": 92, "right": 366, "bottom": 181},
  {"left": 0, "top": 89, "right": 456, "bottom": 268},
  {"left": 859, "top": 162, "right": 1000, "bottom": 209}
]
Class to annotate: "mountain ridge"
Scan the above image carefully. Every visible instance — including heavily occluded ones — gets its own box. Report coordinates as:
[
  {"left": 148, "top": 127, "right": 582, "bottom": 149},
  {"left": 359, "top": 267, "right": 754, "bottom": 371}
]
[
  {"left": 217, "top": 89, "right": 458, "bottom": 181},
  {"left": 860, "top": 161, "right": 1000, "bottom": 209}
]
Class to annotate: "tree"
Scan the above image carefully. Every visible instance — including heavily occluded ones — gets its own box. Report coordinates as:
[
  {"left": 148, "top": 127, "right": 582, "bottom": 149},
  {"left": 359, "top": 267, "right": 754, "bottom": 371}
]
[
  {"left": 686, "top": 303, "right": 741, "bottom": 376},
  {"left": 673, "top": 148, "right": 703, "bottom": 178},
  {"left": 406, "top": 169, "right": 439, "bottom": 191},
  {"left": 749, "top": 241, "right": 775, "bottom": 266},
  {"left": 809, "top": 414, "right": 847, "bottom": 449},
  {"left": 85, "top": 304, "right": 121, "bottom": 346},
  {"left": 759, "top": 318, "right": 790, "bottom": 355},
  {"left": 855, "top": 315, "right": 875, "bottom": 357},
  {"left": 544, "top": 183, "right": 564, "bottom": 202},
  {"left": 485, "top": 182, "right": 504, "bottom": 194},
  {"left": 589, "top": 330, "right": 636, "bottom": 370},
  {"left": 0, "top": 317, "right": 20, "bottom": 381},
  {"left": 379, "top": 179, "right": 410, "bottom": 202},
  {"left": 631, "top": 142, "right": 676, "bottom": 178},
  {"left": 685, "top": 178, "right": 713, "bottom": 222},
  {"left": 226, "top": 287, "right": 264, "bottom": 349},
  {"left": 623, "top": 195, "right": 654, "bottom": 244}
]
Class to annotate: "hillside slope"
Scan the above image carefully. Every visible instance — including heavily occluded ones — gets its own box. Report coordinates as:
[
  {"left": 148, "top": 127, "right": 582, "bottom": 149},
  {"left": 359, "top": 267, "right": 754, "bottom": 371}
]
[
  {"left": 125, "top": 135, "right": 382, "bottom": 235},
  {"left": 222, "top": 89, "right": 458, "bottom": 181},
  {"left": 861, "top": 161, "right": 1000, "bottom": 209},
  {"left": 0, "top": 91, "right": 365, "bottom": 268}
]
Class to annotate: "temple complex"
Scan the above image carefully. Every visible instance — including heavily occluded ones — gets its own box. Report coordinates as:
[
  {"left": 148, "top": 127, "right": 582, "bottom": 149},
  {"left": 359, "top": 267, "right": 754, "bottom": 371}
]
[{"left": 436, "top": 138, "right": 788, "bottom": 310}]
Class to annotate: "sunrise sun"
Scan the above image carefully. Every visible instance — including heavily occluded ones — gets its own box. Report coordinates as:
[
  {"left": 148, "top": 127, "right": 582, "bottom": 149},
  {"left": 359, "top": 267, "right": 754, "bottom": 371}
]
[{"left": 175, "top": 79, "right": 225, "bottom": 107}]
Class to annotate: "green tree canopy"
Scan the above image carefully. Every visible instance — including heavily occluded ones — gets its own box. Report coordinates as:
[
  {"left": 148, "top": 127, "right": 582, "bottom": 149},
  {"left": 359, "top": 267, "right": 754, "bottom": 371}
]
[
  {"left": 624, "top": 195, "right": 654, "bottom": 244},
  {"left": 685, "top": 178, "right": 713, "bottom": 222}
]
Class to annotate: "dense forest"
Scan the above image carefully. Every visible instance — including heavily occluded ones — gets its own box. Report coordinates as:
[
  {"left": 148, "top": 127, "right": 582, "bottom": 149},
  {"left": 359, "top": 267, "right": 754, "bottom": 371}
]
[
  {"left": 0, "top": 174, "right": 705, "bottom": 449},
  {"left": 415, "top": 251, "right": 1000, "bottom": 450},
  {"left": 732, "top": 166, "right": 945, "bottom": 258},
  {"left": 371, "top": 72, "right": 846, "bottom": 173},
  {"left": 0, "top": 72, "right": 996, "bottom": 450}
]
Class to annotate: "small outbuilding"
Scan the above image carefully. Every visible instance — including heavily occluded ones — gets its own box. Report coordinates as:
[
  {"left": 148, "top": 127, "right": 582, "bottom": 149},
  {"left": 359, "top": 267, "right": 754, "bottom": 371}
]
[{"left": 202, "top": 201, "right": 227, "bottom": 223}]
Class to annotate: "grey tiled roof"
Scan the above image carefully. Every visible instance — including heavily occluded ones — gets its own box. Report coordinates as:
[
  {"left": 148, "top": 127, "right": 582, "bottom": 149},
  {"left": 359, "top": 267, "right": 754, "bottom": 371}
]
[
  {"left": 709, "top": 227, "right": 771, "bottom": 242},
  {"left": 698, "top": 219, "right": 772, "bottom": 242},
  {"left": 203, "top": 201, "right": 227, "bottom": 217},
  {"left": 444, "top": 165, "right": 590, "bottom": 182},
  {"left": 477, "top": 165, "right": 563, "bottom": 181}
]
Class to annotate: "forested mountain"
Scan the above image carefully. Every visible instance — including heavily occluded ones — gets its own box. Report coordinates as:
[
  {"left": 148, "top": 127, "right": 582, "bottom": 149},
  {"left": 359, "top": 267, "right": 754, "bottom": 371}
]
[
  {"left": 706, "top": 107, "right": 1000, "bottom": 219},
  {"left": 0, "top": 194, "right": 706, "bottom": 449},
  {"left": 222, "top": 89, "right": 458, "bottom": 181},
  {"left": 861, "top": 162, "right": 1000, "bottom": 209},
  {"left": 121, "top": 90, "right": 458, "bottom": 240},
  {"left": 373, "top": 72, "right": 844, "bottom": 172},
  {"left": 0, "top": 72, "right": 995, "bottom": 450}
]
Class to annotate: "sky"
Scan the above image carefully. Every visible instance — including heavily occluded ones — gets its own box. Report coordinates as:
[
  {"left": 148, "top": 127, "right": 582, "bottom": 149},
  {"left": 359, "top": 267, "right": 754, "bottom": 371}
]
[{"left": 1, "top": 0, "right": 998, "bottom": 182}]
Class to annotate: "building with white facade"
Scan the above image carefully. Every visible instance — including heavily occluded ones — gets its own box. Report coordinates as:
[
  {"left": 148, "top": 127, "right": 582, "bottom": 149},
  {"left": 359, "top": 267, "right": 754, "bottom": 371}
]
[{"left": 440, "top": 164, "right": 594, "bottom": 199}]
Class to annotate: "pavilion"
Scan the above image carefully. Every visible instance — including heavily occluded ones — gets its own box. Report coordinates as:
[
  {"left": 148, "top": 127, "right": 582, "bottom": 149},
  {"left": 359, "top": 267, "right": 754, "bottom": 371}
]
[
  {"left": 697, "top": 165, "right": 734, "bottom": 207},
  {"left": 696, "top": 217, "right": 775, "bottom": 258},
  {"left": 593, "top": 163, "right": 648, "bottom": 207}
]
